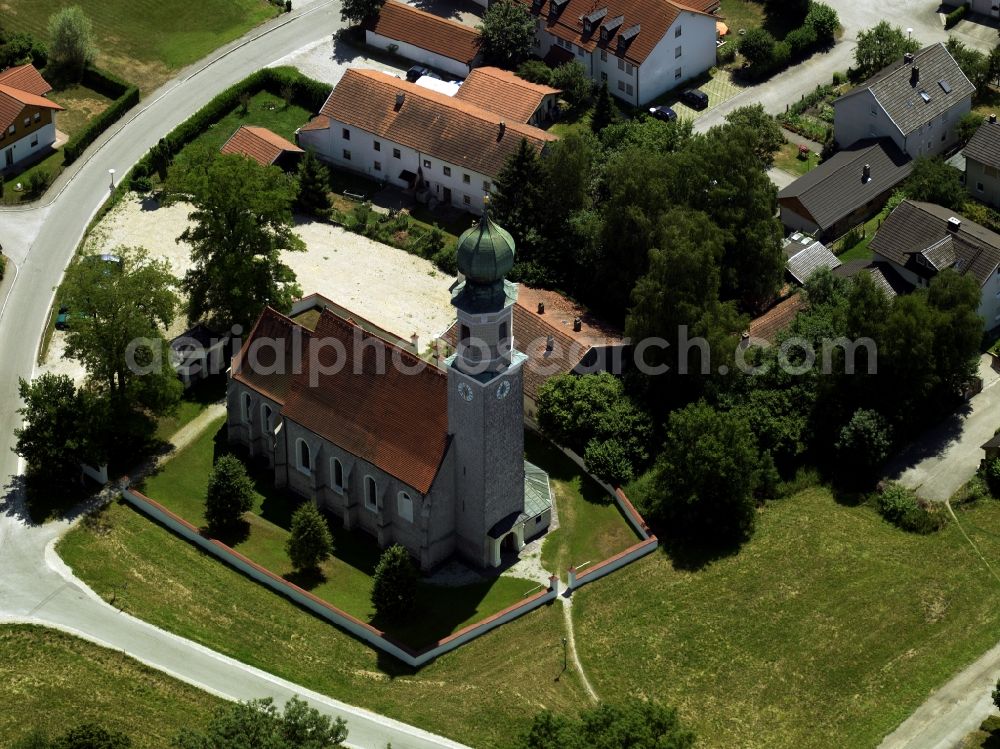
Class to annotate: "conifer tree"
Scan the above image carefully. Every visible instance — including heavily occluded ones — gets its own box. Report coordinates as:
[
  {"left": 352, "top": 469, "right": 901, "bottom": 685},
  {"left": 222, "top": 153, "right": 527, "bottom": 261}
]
[
  {"left": 590, "top": 81, "right": 617, "bottom": 133},
  {"left": 286, "top": 502, "right": 334, "bottom": 571},
  {"left": 295, "top": 150, "right": 332, "bottom": 216},
  {"left": 371, "top": 544, "right": 418, "bottom": 621},
  {"left": 205, "top": 455, "right": 256, "bottom": 532}
]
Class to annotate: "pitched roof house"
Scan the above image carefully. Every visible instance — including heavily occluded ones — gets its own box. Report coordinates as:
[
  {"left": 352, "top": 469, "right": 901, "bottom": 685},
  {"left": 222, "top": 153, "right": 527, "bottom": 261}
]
[
  {"left": 220, "top": 125, "right": 304, "bottom": 168},
  {"left": 870, "top": 199, "right": 1000, "bottom": 328},
  {"left": 833, "top": 43, "right": 975, "bottom": 158},
  {"left": 963, "top": 115, "right": 1000, "bottom": 209},
  {"left": 518, "top": 0, "right": 719, "bottom": 106},
  {"left": 778, "top": 138, "right": 913, "bottom": 239},
  {"left": 0, "top": 64, "right": 63, "bottom": 172},
  {"left": 365, "top": 0, "right": 481, "bottom": 79},
  {"left": 454, "top": 67, "right": 561, "bottom": 126},
  {"left": 227, "top": 211, "right": 553, "bottom": 570},
  {"left": 297, "top": 68, "right": 556, "bottom": 215},
  {"left": 783, "top": 235, "right": 841, "bottom": 284}
]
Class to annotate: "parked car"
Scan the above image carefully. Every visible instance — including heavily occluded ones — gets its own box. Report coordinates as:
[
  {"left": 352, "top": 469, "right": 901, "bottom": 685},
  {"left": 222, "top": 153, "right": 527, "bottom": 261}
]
[
  {"left": 55, "top": 306, "right": 70, "bottom": 330},
  {"left": 648, "top": 105, "right": 677, "bottom": 122},
  {"left": 406, "top": 65, "right": 430, "bottom": 82},
  {"left": 680, "top": 88, "right": 709, "bottom": 110}
]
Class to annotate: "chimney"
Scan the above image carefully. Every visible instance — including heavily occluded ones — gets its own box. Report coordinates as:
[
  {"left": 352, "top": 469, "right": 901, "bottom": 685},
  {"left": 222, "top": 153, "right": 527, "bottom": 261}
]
[
  {"left": 498, "top": 121, "right": 506, "bottom": 138},
  {"left": 862, "top": 163, "right": 871, "bottom": 182},
  {"left": 990, "top": 113, "right": 998, "bottom": 124},
  {"left": 537, "top": 301, "right": 545, "bottom": 314},
  {"left": 573, "top": 317, "right": 582, "bottom": 332},
  {"left": 948, "top": 216, "right": 962, "bottom": 232},
  {"left": 904, "top": 52, "right": 914, "bottom": 64},
  {"left": 545, "top": 334, "right": 554, "bottom": 352},
  {"left": 911, "top": 65, "right": 919, "bottom": 85},
  {"left": 395, "top": 92, "right": 405, "bottom": 110}
]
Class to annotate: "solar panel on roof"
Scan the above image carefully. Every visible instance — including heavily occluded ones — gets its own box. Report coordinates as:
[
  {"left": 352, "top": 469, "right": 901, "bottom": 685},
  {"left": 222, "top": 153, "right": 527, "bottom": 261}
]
[{"left": 939, "top": 79, "right": 952, "bottom": 93}]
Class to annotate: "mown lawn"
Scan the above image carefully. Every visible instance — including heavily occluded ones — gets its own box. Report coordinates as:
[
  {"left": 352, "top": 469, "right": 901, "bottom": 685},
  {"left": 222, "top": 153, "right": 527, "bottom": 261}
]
[
  {"left": 573, "top": 489, "right": 1000, "bottom": 749},
  {"left": 57, "top": 500, "right": 589, "bottom": 749},
  {"left": 4, "top": 0, "right": 278, "bottom": 93},
  {"left": 528, "top": 431, "right": 639, "bottom": 574},
  {"left": 154, "top": 375, "right": 227, "bottom": 442},
  {"left": 0, "top": 624, "right": 220, "bottom": 747},
  {"left": 48, "top": 84, "right": 115, "bottom": 139},
  {"left": 137, "top": 416, "right": 540, "bottom": 647},
  {"left": 773, "top": 140, "right": 821, "bottom": 176}
]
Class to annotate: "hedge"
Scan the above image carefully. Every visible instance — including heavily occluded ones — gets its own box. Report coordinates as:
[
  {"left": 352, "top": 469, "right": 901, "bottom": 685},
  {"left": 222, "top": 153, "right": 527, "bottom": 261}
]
[
  {"left": 945, "top": 4, "right": 967, "bottom": 29},
  {"left": 151, "top": 66, "right": 332, "bottom": 165},
  {"left": 63, "top": 66, "right": 140, "bottom": 165}
]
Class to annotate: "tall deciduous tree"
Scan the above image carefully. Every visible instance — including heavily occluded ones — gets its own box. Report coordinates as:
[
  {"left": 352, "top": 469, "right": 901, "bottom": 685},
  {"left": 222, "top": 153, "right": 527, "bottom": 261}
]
[
  {"left": 518, "top": 700, "right": 695, "bottom": 749},
  {"left": 179, "top": 154, "right": 304, "bottom": 330},
  {"left": 205, "top": 455, "right": 256, "bottom": 533},
  {"left": 371, "top": 544, "right": 418, "bottom": 621},
  {"left": 175, "top": 696, "right": 347, "bottom": 748},
  {"left": 46, "top": 6, "right": 95, "bottom": 82},
  {"left": 286, "top": 501, "right": 334, "bottom": 571},
  {"left": 61, "top": 246, "right": 181, "bottom": 415},
  {"left": 340, "top": 0, "right": 385, "bottom": 24},
  {"left": 477, "top": 0, "right": 535, "bottom": 69},
  {"left": 724, "top": 104, "right": 785, "bottom": 168},
  {"left": 904, "top": 157, "right": 967, "bottom": 211},
  {"left": 853, "top": 21, "right": 919, "bottom": 80},
  {"left": 737, "top": 27, "right": 776, "bottom": 68}
]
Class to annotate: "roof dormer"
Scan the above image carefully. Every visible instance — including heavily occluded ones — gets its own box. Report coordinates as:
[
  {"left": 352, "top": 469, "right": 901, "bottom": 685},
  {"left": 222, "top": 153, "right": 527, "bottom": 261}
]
[
  {"left": 582, "top": 7, "right": 608, "bottom": 35},
  {"left": 548, "top": 0, "right": 569, "bottom": 21},
  {"left": 601, "top": 13, "right": 623, "bottom": 42},
  {"left": 617, "top": 23, "right": 640, "bottom": 51}
]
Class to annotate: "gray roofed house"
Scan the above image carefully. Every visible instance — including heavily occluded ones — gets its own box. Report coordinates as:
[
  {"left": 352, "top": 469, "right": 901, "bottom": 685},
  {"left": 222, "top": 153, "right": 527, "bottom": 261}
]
[
  {"left": 870, "top": 199, "right": 1000, "bottom": 328},
  {"left": 777, "top": 139, "right": 912, "bottom": 240},
  {"left": 833, "top": 43, "right": 974, "bottom": 159},
  {"left": 963, "top": 116, "right": 1000, "bottom": 209},
  {"left": 833, "top": 258, "right": 911, "bottom": 298},
  {"left": 783, "top": 235, "right": 841, "bottom": 284}
]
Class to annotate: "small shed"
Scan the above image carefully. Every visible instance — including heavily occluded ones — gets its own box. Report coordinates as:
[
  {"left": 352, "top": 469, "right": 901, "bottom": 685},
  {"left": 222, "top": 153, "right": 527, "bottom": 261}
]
[
  {"left": 982, "top": 432, "right": 1000, "bottom": 464},
  {"left": 170, "top": 324, "right": 229, "bottom": 388},
  {"left": 220, "top": 125, "right": 304, "bottom": 170}
]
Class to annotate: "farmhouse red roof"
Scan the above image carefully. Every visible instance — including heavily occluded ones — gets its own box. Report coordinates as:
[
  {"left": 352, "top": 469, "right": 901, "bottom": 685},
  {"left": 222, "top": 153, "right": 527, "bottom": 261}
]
[
  {"left": 220, "top": 125, "right": 303, "bottom": 166},
  {"left": 0, "top": 64, "right": 53, "bottom": 96},
  {"left": 454, "top": 67, "right": 560, "bottom": 123},
  {"left": 0, "top": 83, "right": 63, "bottom": 134},
  {"left": 319, "top": 68, "right": 556, "bottom": 178},
  {"left": 366, "top": 0, "right": 480, "bottom": 65}
]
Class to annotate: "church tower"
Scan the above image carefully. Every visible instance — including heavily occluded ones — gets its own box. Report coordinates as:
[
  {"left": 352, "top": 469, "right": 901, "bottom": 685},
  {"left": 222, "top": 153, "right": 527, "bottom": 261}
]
[{"left": 447, "top": 204, "right": 528, "bottom": 567}]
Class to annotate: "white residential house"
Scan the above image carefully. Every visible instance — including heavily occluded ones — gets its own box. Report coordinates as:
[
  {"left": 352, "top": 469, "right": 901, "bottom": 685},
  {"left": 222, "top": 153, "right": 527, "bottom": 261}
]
[
  {"left": 833, "top": 43, "right": 975, "bottom": 159},
  {"left": 0, "top": 64, "right": 63, "bottom": 172},
  {"left": 520, "top": 0, "right": 720, "bottom": 106},
  {"left": 297, "top": 68, "right": 556, "bottom": 215},
  {"left": 963, "top": 116, "right": 1000, "bottom": 209}
]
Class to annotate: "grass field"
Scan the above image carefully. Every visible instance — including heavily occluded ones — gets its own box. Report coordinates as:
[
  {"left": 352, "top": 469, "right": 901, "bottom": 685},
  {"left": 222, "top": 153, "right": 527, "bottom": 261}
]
[
  {"left": 154, "top": 375, "right": 227, "bottom": 442},
  {"left": 0, "top": 624, "right": 220, "bottom": 747},
  {"left": 773, "top": 140, "right": 821, "bottom": 176},
  {"left": 138, "top": 416, "right": 541, "bottom": 647},
  {"left": 4, "top": 0, "right": 278, "bottom": 93},
  {"left": 58, "top": 499, "right": 590, "bottom": 748}
]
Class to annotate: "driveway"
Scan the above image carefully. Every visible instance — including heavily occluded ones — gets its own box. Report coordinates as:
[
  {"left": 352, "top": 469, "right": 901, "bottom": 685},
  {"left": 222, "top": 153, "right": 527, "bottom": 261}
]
[{"left": 886, "top": 355, "right": 1000, "bottom": 501}]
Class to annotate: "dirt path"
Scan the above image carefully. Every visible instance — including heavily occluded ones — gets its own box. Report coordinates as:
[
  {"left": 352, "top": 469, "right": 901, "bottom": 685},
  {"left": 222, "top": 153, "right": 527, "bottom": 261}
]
[{"left": 561, "top": 595, "right": 598, "bottom": 703}]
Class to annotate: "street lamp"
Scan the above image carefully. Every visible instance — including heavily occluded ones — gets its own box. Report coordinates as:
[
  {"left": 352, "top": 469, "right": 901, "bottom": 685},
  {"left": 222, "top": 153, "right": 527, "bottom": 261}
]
[
  {"left": 108, "top": 168, "right": 116, "bottom": 190},
  {"left": 907, "top": 27, "right": 913, "bottom": 39}
]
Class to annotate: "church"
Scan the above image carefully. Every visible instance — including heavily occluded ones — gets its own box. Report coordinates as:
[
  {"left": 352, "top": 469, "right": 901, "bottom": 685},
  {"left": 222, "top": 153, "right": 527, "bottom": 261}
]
[{"left": 226, "top": 211, "right": 553, "bottom": 570}]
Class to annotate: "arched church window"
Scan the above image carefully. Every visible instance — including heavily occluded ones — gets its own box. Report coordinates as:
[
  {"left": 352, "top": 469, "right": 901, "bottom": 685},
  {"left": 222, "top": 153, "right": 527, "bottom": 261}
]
[
  {"left": 240, "top": 393, "right": 252, "bottom": 424},
  {"left": 261, "top": 404, "right": 273, "bottom": 432},
  {"left": 397, "top": 491, "right": 413, "bottom": 522},
  {"left": 365, "top": 475, "right": 377, "bottom": 511},
  {"left": 296, "top": 439, "right": 311, "bottom": 474},
  {"left": 331, "top": 458, "right": 344, "bottom": 492}
]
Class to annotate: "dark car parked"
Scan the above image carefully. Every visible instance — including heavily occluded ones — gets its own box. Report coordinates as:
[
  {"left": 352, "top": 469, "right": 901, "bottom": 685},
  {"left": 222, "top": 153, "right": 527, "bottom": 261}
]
[
  {"left": 406, "top": 65, "right": 430, "bottom": 82},
  {"left": 648, "top": 105, "right": 677, "bottom": 122},
  {"left": 680, "top": 88, "right": 709, "bottom": 110}
]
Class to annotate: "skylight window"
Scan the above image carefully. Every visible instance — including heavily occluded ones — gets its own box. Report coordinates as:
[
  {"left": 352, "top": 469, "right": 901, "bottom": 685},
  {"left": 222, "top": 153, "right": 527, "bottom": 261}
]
[
  {"left": 919, "top": 91, "right": 931, "bottom": 103},
  {"left": 939, "top": 79, "right": 952, "bottom": 93}
]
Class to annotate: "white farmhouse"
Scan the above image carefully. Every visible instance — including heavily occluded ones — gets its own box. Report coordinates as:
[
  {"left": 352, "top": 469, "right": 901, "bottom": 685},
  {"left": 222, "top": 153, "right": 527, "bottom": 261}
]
[
  {"left": 0, "top": 64, "right": 63, "bottom": 172},
  {"left": 519, "top": 0, "right": 720, "bottom": 106},
  {"left": 297, "top": 68, "right": 556, "bottom": 215},
  {"left": 833, "top": 43, "right": 975, "bottom": 158},
  {"left": 365, "top": 0, "right": 481, "bottom": 79},
  {"left": 870, "top": 200, "right": 1000, "bottom": 330}
]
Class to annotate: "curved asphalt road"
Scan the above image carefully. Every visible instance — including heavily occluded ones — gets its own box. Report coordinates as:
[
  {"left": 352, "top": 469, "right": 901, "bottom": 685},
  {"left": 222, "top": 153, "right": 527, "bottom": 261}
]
[{"left": 0, "top": 4, "right": 469, "bottom": 748}]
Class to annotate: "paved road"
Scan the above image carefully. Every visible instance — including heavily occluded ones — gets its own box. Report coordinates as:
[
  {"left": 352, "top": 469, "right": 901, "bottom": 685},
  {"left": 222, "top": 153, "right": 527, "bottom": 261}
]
[
  {"left": 887, "top": 355, "right": 1000, "bottom": 501},
  {"left": 0, "top": 4, "right": 469, "bottom": 747}
]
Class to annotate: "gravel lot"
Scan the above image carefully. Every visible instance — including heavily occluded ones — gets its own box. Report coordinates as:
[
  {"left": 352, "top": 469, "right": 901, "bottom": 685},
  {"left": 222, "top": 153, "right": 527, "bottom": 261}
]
[{"left": 268, "top": 36, "right": 404, "bottom": 88}]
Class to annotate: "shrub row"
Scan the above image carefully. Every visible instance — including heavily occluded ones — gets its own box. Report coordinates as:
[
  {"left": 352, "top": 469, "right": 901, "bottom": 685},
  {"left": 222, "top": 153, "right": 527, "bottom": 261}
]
[
  {"left": 738, "top": 1, "right": 838, "bottom": 81},
  {"left": 133, "top": 66, "right": 332, "bottom": 177},
  {"left": 945, "top": 3, "right": 967, "bottom": 29},
  {"left": 874, "top": 482, "right": 948, "bottom": 534},
  {"left": 63, "top": 66, "right": 140, "bottom": 165}
]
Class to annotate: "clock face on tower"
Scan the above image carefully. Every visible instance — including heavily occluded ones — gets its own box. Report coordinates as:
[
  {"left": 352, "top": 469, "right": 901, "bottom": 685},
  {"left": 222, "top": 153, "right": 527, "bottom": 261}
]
[
  {"left": 458, "top": 382, "right": 474, "bottom": 402},
  {"left": 496, "top": 381, "right": 511, "bottom": 400}
]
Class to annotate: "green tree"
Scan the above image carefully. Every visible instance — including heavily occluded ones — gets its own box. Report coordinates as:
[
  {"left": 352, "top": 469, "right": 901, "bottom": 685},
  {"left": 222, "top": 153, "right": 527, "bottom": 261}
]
[
  {"left": 982, "top": 457, "right": 1000, "bottom": 497},
  {"left": 205, "top": 454, "right": 256, "bottom": 533},
  {"left": 584, "top": 438, "right": 634, "bottom": 484},
  {"left": 47, "top": 6, "right": 94, "bottom": 81},
  {"left": 149, "top": 139, "right": 172, "bottom": 182},
  {"left": 724, "top": 104, "right": 784, "bottom": 167},
  {"left": 805, "top": 2, "right": 839, "bottom": 44},
  {"left": 340, "top": 0, "right": 385, "bottom": 24},
  {"left": 590, "top": 81, "right": 617, "bottom": 133},
  {"left": 946, "top": 37, "right": 989, "bottom": 92},
  {"left": 180, "top": 154, "right": 305, "bottom": 329},
  {"left": 551, "top": 61, "right": 592, "bottom": 109},
  {"left": 518, "top": 700, "right": 695, "bottom": 749},
  {"left": 834, "top": 408, "right": 893, "bottom": 483},
  {"left": 993, "top": 677, "right": 1000, "bottom": 711},
  {"left": 763, "top": 0, "right": 809, "bottom": 22},
  {"left": 477, "top": 0, "right": 535, "bottom": 69},
  {"left": 286, "top": 501, "right": 334, "bottom": 571},
  {"left": 738, "top": 27, "right": 776, "bottom": 68},
  {"left": 957, "top": 111, "right": 984, "bottom": 144},
  {"left": 491, "top": 138, "right": 551, "bottom": 270},
  {"left": 925, "top": 268, "right": 983, "bottom": 396},
  {"left": 988, "top": 45, "right": 1000, "bottom": 87},
  {"left": 641, "top": 401, "right": 762, "bottom": 543},
  {"left": 295, "top": 150, "right": 332, "bottom": 215},
  {"left": 904, "top": 157, "right": 966, "bottom": 211},
  {"left": 61, "top": 247, "right": 181, "bottom": 414},
  {"left": 516, "top": 60, "right": 553, "bottom": 86},
  {"left": 600, "top": 116, "right": 693, "bottom": 155},
  {"left": 54, "top": 724, "right": 131, "bottom": 749},
  {"left": 854, "top": 21, "right": 919, "bottom": 79},
  {"left": 371, "top": 544, "right": 418, "bottom": 621},
  {"left": 174, "top": 696, "right": 347, "bottom": 748}
]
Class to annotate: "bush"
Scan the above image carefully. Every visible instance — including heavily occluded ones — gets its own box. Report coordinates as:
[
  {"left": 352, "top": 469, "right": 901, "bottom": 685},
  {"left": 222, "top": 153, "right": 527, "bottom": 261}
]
[
  {"left": 584, "top": 437, "right": 634, "bottom": 485},
  {"left": 25, "top": 169, "right": 51, "bottom": 196},
  {"left": 806, "top": 1, "right": 839, "bottom": 43},
  {"left": 286, "top": 501, "right": 334, "bottom": 571},
  {"left": 63, "top": 66, "right": 139, "bottom": 165},
  {"left": 551, "top": 61, "right": 592, "bottom": 109},
  {"left": 945, "top": 3, "right": 967, "bottom": 29},
  {"left": 772, "top": 40, "right": 792, "bottom": 70},
  {"left": 716, "top": 42, "right": 737, "bottom": 66},
  {"left": 983, "top": 456, "right": 1000, "bottom": 497},
  {"left": 832, "top": 70, "right": 847, "bottom": 85},
  {"left": 874, "top": 482, "right": 947, "bottom": 533},
  {"left": 129, "top": 174, "right": 153, "bottom": 193},
  {"left": 516, "top": 60, "right": 553, "bottom": 86},
  {"left": 738, "top": 27, "right": 776, "bottom": 68},
  {"left": 785, "top": 24, "right": 817, "bottom": 60},
  {"left": 371, "top": 544, "right": 418, "bottom": 621},
  {"left": 958, "top": 111, "right": 983, "bottom": 144},
  {"left": 205, "top": 454, "right": 255, "bottom": 532}
]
